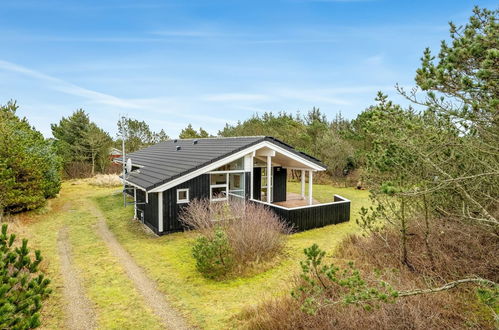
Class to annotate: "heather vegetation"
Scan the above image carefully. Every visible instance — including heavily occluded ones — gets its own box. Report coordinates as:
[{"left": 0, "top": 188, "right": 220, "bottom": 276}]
[{"left": 240, "top": 7, "right": 499, "bottom": 329}]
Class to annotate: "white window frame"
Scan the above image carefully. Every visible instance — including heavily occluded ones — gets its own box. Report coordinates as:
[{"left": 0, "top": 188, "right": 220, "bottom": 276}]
[
  {"left": 228, "top": 172, "right": 245, "bottom": 199},
  {"left": 210, "top": 184, "right": 228, "bottom": 202},
  {"left": 176, "top": 188, "right": 190, "bottom": 204}
]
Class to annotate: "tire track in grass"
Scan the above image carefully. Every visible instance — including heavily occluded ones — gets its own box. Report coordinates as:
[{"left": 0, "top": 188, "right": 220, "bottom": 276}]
[
  {"left": 57, "top": 225, "right": 97, "bottom": 330},
  {"left": 87, "top": 200, "right": 192, "bottom": 330}
]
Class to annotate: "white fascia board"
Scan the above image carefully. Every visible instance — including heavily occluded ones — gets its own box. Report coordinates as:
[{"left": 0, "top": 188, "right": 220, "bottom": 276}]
[
  {"left": 262, "top": 141, "right": 326, "bottom": 171},
  {"left": 114, "top": 159, "right": 145, "bottom": 168},
  {"left": 285, "top": 167, "right": 319, "bottom": 171},
  {"left": 121, "top": 178, "right": 147, "bottom": 191},
  {"left": 149, "top": 140, "right": 325, "bottom": 193}
]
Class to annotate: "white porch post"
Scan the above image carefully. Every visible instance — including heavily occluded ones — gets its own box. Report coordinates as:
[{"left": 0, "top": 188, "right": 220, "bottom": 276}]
[
  {"left": 133, "top": 188, "right": 137, "bottom": 219},
  {"left": 158, "top": 191, "right": 163, "bottom": 233},
  {"left": 308, "top": 170, "right": 313, "bottom": 205},
  {"left": 267, "top": 155, "right": 272, "bottom": 203},
  {"left": 301, "top": 170, "right": 305, "bottom": 199},
  {"left": 250, "top": 154, "right": 254, "bottom": 199}
]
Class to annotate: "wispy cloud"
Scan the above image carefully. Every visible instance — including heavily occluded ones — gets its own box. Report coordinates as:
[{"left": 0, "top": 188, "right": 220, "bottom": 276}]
[
  {"left": 0, "top": 59, "right": 231, "bottom": 125},
  {"left": 272, "top": 88, "right": 351, "bottom": 105},
  {"left": 204, "top": 93, "right": 270, "bottom": 102},
  {"left": 234, "top": 105, "right": 273, "bottom": 113},
  {"left": 365, "top": 54, "right": 384, "bottom": 65},
  {"left": 0, "top": 60, "right": 140, "bottom": 109}
]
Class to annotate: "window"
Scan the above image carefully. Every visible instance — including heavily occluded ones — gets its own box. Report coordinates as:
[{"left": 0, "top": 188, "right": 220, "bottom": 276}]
[
  {"left": 177, "top": 188, "right": 189, "bottom": 204},
  {"left": 213, "top": 157, "right": 244, "bottom": 171},
  {"left": 209, "top": 164, "right": 246, "bottom": 201},
  {"left": 229, "top": 173, "right": 245, "bottom": 198},
  {"left": 210, "top": 173, "right": 227, "bottom": 185},
  {"left": 210, "top": 185, "right": 228, "bottom": 201}
]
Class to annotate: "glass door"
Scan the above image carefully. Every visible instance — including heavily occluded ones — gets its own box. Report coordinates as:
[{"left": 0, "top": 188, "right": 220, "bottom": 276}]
[{"left": 261, "top": 167, "right": 273, "bottom": 202}]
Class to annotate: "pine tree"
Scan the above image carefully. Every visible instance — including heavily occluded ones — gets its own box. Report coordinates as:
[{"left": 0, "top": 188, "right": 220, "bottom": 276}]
[{"left": 0, "top": 224, "right": 51, "bottom": 329}]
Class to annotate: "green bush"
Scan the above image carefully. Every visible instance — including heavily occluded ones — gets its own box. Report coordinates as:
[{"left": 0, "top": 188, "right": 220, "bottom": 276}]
[
  {"left": 192, "top": 228, "right": 234, "bottom": 279},
  {"left": 0, "top": 101, "right": 62, "bottom": 214},
  {"left": 0, "top": 223, "right": 52, "bottom": 329}
]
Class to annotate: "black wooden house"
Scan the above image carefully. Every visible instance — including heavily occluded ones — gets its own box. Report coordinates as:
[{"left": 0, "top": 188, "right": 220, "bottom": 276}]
[{"left": 118, "top": 136, "right": 350, "bottom": 235}]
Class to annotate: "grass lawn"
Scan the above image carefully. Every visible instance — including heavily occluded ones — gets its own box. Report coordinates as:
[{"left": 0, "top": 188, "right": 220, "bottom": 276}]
[
  {"left": 8, "top": 180, "right": 369, "bottom": 329},
  {"left": 95, "top": 181, "right": 370, "bottom": 329},
  {"left": 10, "top": 183, "right": 164, "bottom": 329}
]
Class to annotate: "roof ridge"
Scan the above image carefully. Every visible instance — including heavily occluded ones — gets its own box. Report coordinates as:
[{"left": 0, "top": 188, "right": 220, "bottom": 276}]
[{"left": 165, "top": 136, "right": 266, "bottom": 142}]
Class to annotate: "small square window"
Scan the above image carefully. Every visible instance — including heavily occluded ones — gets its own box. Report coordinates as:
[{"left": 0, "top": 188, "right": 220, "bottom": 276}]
[{"left": 177, "top": 188, "right": 189, "bottom": 204}]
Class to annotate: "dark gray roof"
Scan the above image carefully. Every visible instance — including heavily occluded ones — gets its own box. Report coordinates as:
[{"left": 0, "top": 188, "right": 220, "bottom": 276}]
[{"left": 119, "top": 136, "right": 325, "bottom": 190}]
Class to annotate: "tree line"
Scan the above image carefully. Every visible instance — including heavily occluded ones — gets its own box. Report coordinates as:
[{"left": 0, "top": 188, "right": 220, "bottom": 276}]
[
  {"left": 242, "top": 7, "right": 498, "bottom": 328},
  {"left": 1, "top": 7, "right": 496, "bottom": 230}
]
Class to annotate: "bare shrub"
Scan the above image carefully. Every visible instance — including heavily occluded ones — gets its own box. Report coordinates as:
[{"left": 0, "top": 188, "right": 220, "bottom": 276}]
[
  {"left": 179, "top": 198, "right": 292, "bottom": 277},
  {"left": 103, "top": 162, "right": 122, "bottom": 174},
  {"left": 63, "top": 161, "right": 93, "bottom": 179},
  {"left": 89, "top": 174, "right": 122, "bottom": 187},
  {"left": 226, "top": 201, "right": 292, "bottom": 264},
  {"left": 238, "top": 219, "right": 499, "bottom": 329},
  {"left": 337, "top": 218, "right": 499, "bottom": 281},
  {"left": 178, "top": 198, "right": 228, "bottom": 235},
  {"left": 238, "top": 288, "right": 490, "bottom": 330}
]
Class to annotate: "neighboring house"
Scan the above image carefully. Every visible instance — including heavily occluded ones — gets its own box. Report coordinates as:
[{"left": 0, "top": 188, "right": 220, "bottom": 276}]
[
  {"left": 118, "top": 136, "right": 350, "bottom": 235},
  {"left": 109, "top": 147, "right": 122, "bottom": 160}
]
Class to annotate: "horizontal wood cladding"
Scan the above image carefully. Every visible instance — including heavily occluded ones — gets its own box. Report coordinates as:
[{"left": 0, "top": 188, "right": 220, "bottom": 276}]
[
  {"left": 135, "top": 190, "right": 159, "bottom": 234},
  {"left": 251, "top": 200, "right": 350, "bottom": 232},
  {"left": 162, "top": 174, "right": 210, "bottom": 233}
]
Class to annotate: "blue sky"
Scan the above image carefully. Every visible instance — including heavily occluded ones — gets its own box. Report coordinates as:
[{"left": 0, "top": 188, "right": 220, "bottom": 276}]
[{"left": 0, "top": 0, "right": 496, "bottom": 138}]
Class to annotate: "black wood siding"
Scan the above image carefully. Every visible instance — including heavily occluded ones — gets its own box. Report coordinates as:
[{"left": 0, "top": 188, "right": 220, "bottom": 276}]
[
  {"left": 272, "top": 167, "right": 287, "bottom": 202},
  {"left": 250, "top": 198, "right": 350, "bottom": 232},
  {"left": 135, "top": 190, "right": 159, "bottom": 234},
  {"left": 137, "top": 168, "right": 348, "bottom": 235},
  {"left": 252, "top": 168, "right": 262, "bottom": 200},
  {"left": 162, "top": 174, "right": 210, "bottom": 233}
]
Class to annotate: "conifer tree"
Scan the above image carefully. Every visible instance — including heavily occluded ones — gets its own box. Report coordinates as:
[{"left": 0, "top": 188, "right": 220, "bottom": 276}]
[{"left": 0, "top": 224, "right": 51, "bottom": 329}]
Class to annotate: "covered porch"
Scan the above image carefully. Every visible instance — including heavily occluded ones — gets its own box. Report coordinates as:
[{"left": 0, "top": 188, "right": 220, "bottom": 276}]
[
  {"left": 247, "top": 145, "right": 351, "bottom": 231},
  {"left": 273, "top": 192, "right": 320, "bottom": 208},
  {"left": 248, "top": 145, "right": 320, "bottom": 206}
]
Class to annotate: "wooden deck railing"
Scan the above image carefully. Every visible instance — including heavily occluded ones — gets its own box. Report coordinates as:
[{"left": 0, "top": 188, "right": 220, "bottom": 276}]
[{"left": 250, "top": 195, "right": 351, "bottom": 231}]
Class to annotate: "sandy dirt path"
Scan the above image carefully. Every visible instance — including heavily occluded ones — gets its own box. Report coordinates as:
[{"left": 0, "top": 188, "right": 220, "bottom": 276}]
[
  {"left": 87, "top": 201, "right": 192, "bottom": 330},
  {"left": 57, "top": 225, "right": 97, "bottom": 330}
]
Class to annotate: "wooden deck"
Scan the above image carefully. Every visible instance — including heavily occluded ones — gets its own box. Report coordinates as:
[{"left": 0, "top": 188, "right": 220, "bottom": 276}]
[
  {"left": 272, "top": 192, "right": 320, "bottom": 208},
  {"left": 251, "top": 194, "right": 351, "bottom": 231}
]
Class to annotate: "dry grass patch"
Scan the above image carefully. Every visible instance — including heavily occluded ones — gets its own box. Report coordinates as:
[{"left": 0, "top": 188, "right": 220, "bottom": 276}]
[
  {"left": 95, "top": 185, "right": 369, "bottom": 329},
  {"left": 89, "top": 174, "right": 122, "bottom": 187},
  {"left": 239, "top": 219, "right": 499, "bottom": 329}
]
